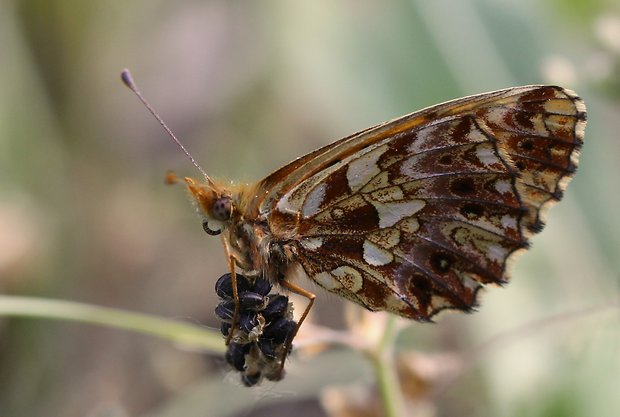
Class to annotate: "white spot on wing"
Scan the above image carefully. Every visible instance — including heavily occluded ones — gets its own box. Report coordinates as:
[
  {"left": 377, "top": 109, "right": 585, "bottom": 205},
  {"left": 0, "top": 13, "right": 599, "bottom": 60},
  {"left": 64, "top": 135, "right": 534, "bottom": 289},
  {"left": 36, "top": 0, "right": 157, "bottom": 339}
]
[
  {"left": 495, "top": 180, "right": 512, "bottom": 194},
  {"left": 501, "top": 214, "right": 517, "bottom": 230},
  {"left": 313, "top": 271, "right": 342, "bottom": 291},
  {"left": 276, "top": 189, "right": 297, "bottom": 214},
  {"left": 302, "top": 183, "right": 327, "bottom": 217},
  {"left": 476, "top": 144, "right": 501, "bottom": 166},
  {"left": 461, "top": 274, "right": 480, "bottom": 291},
  {"left": 398, "top": 217, "right": 420, "bottom": 233},
  {"left": 488, "top": 244, "right": 508, "bottom": 263},
  {"left": 465, "top": 126, "right": 486, "bottom": 142},
  {"left": 331, "top": 266, "right": 363, "bottom": 293},
  {"left": 485, "top": 107, "right": 509, "bottom": 128},
  {"left": 408, "top": 125, "right": 440, "bottom": 154},
  {"left": 370, "top": 199, "right": 426, "bottom": 228},
  {"left": 363, "top": 240, "right": 394, "bottom": 266},
  {"left": 300, "top": 237, "right": 323, "bottom": 251},
  {"left": 347, "top": 145, "right": 387, "bottom": 192},
  {"left": 400, "top": 157, "right": 420, "bottom": 179}
]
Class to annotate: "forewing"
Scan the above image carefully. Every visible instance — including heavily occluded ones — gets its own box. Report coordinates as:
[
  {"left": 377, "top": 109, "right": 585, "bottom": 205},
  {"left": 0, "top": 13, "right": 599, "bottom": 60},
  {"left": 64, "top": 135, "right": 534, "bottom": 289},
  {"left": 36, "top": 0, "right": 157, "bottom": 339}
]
[{"left": 250, "top": 86, "right": 585, "bottom": 320}]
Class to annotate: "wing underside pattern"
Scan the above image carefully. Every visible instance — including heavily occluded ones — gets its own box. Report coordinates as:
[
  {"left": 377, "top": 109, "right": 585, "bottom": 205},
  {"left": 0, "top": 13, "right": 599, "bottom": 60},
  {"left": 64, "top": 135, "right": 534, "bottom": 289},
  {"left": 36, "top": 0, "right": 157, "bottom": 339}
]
[{"left": 255, "top": 86, "right": 585, "bottom": 319}]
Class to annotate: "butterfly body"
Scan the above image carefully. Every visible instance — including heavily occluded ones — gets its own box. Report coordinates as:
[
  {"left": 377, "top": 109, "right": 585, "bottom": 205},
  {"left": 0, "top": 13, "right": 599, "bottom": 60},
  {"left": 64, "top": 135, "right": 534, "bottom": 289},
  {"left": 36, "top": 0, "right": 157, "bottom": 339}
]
[{"left": 184, "top": 85, "right": 585, "bottom": 323}]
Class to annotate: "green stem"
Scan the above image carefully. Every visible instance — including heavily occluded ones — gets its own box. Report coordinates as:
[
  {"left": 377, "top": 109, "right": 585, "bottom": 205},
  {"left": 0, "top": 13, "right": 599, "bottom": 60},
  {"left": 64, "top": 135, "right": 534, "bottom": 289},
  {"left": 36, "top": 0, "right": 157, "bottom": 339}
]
[
  {"left": 371, "top": 315, "right": 405, "bottom": 417},
  {"left": 0, "top": 295, "right": 224, "bottom": 353}
]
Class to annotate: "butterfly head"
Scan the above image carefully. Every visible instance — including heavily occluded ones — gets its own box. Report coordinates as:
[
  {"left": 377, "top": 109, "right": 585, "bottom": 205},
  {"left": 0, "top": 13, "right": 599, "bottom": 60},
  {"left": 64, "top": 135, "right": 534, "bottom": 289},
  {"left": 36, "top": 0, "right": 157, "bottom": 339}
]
[{"left": 179, "top": 175, "right": 233, "bottom": 236}]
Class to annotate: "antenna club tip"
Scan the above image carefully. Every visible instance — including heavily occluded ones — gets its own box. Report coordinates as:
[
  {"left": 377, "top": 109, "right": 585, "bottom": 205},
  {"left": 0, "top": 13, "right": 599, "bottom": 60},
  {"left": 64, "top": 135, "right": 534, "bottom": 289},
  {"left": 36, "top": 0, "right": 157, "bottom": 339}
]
[{"left": 121, "top": 69, "right": 134, "bottom": 89}]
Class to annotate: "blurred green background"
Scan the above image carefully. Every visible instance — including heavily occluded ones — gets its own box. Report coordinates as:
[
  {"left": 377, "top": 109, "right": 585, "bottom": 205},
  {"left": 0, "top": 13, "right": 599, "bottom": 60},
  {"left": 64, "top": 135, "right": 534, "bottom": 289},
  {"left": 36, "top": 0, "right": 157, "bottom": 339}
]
[{"left": 1, "top": 0, "right": 619, "bottom": 416}]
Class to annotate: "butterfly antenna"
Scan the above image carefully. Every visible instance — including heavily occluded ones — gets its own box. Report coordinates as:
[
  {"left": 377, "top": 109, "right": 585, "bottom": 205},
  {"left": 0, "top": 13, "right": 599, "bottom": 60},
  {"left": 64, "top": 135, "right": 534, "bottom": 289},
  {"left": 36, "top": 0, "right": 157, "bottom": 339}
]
[{"left": 121, "top": 69, "right": 215, "bottom": 187}]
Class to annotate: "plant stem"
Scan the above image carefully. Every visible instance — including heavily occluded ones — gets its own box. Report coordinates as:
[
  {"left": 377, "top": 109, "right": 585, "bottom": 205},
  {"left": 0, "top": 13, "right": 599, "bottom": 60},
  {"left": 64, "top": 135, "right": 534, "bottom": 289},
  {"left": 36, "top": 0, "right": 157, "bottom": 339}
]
[
  {"left": 371, "top": 315, "right": 405, "bottom": 417},
  {"left": 0, "top": 295, "right": 224, "bottom": 353}
]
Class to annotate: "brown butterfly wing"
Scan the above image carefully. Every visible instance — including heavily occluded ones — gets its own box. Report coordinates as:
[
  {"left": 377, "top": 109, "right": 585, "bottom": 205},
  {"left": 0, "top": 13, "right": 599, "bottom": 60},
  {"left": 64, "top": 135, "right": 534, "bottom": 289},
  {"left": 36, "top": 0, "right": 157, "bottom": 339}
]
[{"left": 246, "top": 86, "right": 585, "bottom": 320}]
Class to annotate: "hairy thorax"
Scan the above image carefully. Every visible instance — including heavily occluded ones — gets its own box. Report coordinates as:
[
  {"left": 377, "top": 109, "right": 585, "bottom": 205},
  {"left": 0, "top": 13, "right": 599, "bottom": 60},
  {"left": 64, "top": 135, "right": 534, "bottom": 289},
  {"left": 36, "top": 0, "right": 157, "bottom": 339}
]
[{"left": 227, "top": 190, "right": 300, "bottom": 284}]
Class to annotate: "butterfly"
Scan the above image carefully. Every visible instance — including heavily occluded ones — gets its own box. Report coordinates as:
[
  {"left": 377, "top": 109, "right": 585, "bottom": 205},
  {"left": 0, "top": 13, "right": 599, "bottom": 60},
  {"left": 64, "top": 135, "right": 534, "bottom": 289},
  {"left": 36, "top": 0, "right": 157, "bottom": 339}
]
[{"left": 122, "top": 71, "right": 586, "bottom": 377}]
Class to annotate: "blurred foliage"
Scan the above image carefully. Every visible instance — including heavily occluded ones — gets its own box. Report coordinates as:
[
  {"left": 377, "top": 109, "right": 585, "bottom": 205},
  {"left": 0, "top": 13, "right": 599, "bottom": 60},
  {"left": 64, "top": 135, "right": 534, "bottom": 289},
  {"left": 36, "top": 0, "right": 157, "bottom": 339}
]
[{"left": 1, "top": 0, "right": 620, "bottom": 416}]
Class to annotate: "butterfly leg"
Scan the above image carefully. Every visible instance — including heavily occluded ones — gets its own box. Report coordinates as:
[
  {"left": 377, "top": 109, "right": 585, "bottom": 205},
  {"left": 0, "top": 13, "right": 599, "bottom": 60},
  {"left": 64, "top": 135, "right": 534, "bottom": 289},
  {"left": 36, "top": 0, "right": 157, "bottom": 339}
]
[
  {"left": 277, "top": 279, "right": 316, "bottom": 376},
  {"left": 222, "top": 238, "right": 240, "bottom": 346}
]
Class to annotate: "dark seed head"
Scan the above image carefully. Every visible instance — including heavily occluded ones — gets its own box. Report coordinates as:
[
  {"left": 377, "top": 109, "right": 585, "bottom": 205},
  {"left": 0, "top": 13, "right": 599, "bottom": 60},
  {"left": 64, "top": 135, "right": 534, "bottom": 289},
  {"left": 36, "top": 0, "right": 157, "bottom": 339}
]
[
  {"left": 240, "top": 311, "right": 258, "bottom": 333},
  {"left": 215, "top": 274, "right": 233, "bottom": 298},
  {"left": 252, "top": 277, "right": 272, "bottom": 296},
  {"left": 225, "top": 343, "right": 248, "bottom": 371},
  {"left": 220, "top": 321, "right": 231, "bottom": 337},
  {"left": 215, "top": 273, "right": 251, "bottom": 299},
  {"left": 239, "top": 291, "right": 265, "bottom": 310},
  {"left": 257, "top": 338, "right": 277, "bottom": 359},
  {"left": 263, "top": 295, "right": 289, "bottom": 320},
  {"left": 214, "top": 300, "right": 235, "bottom": 320},
  {"left": 213, "top": 271, "right": 296, "bottom": 387},
  {"left": 264, "top": 318, "right": 296, "bottom": 343}
]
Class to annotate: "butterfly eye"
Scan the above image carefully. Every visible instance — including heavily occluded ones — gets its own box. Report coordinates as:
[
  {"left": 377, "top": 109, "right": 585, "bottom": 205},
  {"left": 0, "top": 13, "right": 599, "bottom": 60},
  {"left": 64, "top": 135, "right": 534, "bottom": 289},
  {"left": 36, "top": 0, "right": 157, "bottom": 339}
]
[
  {"left": 212, "top": 196, "right": 232, "bottom": 221},
  {"left": 202, "top": 218, "right": 221, "bottom": 236}
]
